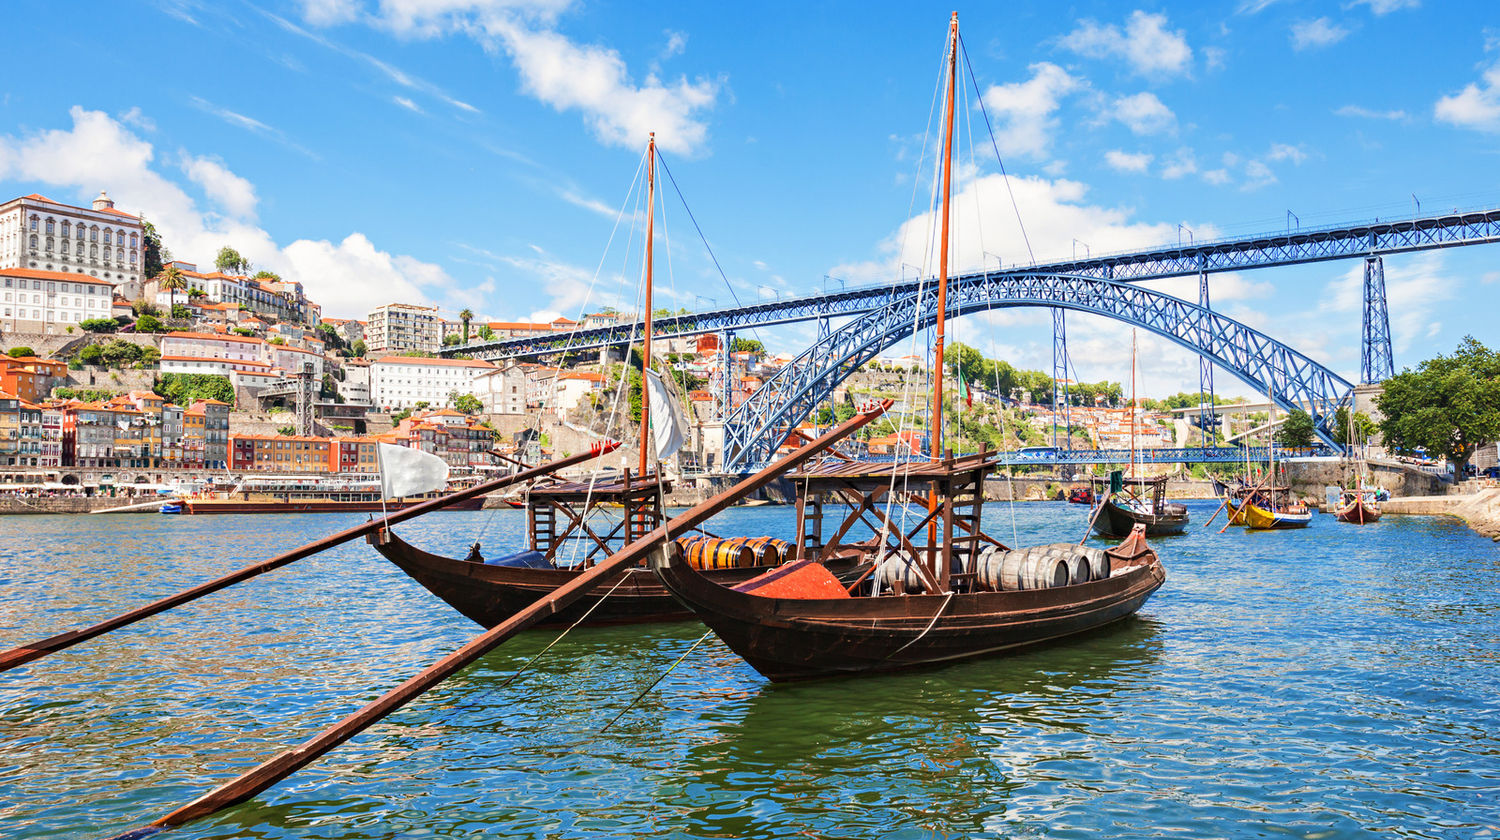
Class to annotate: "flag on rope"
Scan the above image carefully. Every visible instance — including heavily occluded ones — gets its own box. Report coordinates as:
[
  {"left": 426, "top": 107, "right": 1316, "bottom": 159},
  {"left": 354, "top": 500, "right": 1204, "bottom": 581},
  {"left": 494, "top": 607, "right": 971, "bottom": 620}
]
[
  {"left": 958, "top": 372, "right": 972, "bottom": 408},
  {"left": 643, "top": 368, "right": 687, "bottom": 461},
  {"left": 377, "top": 442, "right": 449, "bottom": 498}
]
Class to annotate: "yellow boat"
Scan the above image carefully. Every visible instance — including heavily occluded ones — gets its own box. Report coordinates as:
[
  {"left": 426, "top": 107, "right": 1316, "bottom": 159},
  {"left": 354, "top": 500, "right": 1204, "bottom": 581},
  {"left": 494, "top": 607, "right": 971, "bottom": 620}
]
[{"left": 1242, "top": 500, "right": 1313, "bottom": 530}]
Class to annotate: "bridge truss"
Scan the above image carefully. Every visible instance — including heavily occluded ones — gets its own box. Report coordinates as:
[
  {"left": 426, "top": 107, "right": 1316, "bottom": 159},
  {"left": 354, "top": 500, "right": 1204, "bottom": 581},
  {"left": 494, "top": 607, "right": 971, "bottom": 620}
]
[{"left": 721, "top": 273, "right": 1355, "bottom": 472}]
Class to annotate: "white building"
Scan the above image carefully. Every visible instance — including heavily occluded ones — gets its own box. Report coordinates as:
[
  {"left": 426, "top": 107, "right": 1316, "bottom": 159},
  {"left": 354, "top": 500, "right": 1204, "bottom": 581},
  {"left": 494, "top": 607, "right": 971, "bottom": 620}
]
[
  {"left": 266, "top": 343, "right": 325, "bottom": 378},
  {"left": 473, "top": 363, "right": 528, "bottom": 414},
  {"left": 368, "top": 303, "right": 441, "bottom": 354},
  {"left": 161, "top": 331, "right": 266, "bottom": 363},
  {"left": 0, "top": 192, "right": 145, "bottom": 299},
  {"left": 0, "top": 268, "right": 117, "bottom": 334},
  {"left": 339, "top": 359, "right": 372, "bottom": 405},
  {"left": 160, "top": 355, "right": 274, "bottom": 377},
  {"left": 371, "top": 355, "right": 496, "bottom": 409}
]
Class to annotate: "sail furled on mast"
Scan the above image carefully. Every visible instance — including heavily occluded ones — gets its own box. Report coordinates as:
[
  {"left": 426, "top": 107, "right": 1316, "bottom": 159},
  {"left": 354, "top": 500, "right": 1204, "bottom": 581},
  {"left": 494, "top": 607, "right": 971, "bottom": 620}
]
[{"left": 643, "top": 368, "right": 687, "bottom": 461}]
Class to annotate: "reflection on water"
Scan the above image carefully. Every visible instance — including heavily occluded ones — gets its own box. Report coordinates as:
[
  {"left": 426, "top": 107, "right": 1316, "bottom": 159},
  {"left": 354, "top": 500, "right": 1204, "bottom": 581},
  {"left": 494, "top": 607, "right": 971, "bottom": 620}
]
[{"left": 0, "top": 502, "right": 1497, "bottom": 838}]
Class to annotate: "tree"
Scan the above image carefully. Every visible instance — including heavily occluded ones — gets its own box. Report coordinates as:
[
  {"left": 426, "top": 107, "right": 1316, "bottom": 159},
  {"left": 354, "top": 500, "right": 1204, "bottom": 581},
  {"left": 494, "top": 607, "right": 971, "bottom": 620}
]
[
  {"left": 1378, "top": 336, "right": 1500, "bottom": 479},
  {"left": 1274, "top": 408, "right": 1317, "bottom": 447},
  {"left": 156, "top": 373, "right": 235, "bottom": 407},
  {"left": 140, "top": 217, "right": 168, "bottom": 279},
  {"left": 1331, "top": 406, "right": 1380, "bottom": 447},
  {"left": 731, "top": 337, "right": 765, "bottom": 354},
  {"left": 477, "top": 324, "right": 495, "bottom": 341},
  {"left": 443, "top": 333, "right": 462, "bottom": 347},
  {"left": 233, "top": 327, "right": 254, "bottom": 337},
  {"left": 171, "top": 304, "right": 191, "bottom": 320},
  {"left": 276, "top": 426, "right": 295, "bottom": 436},
  {"left": 79, "top": 345, "right": 103, "bottom": 365},
  {"left": 132, "top": 300, "right": 160, "bottom": 318},
  {"left": 351, "top": 338, "right": 367, "bottom": 358},
  {"left": 155, "top": 264, "right": 187, "bottom": 312},
  {"left": 252, "top": 269, "right": 282, "bottom": 282},
  {"left": 215, "top": 246, "right": 250, "bottom": 275},
  {"left": 452, "top": 393, "right": 482, "bottom": 414},
  {"left": 81, "top": 318, "right": 118, "bottom": 334},
  {"left": 7, "top": 346, "right": 35, "bottom": 358},
  {"left": 135, "top": 314, "right": 165, "bottom": 333},
  {"left": 459, "top": 308, "right": 474, "bottom": 344}
]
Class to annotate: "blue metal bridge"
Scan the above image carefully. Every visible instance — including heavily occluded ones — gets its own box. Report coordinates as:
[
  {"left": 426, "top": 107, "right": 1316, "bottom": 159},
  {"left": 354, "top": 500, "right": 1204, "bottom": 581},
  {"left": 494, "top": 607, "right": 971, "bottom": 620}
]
[
  {"left": 445, "top": 206, "right": 1500, "bottom": 471},
  {"left": 456, "top": 208, "right": 1500, "bottom": 360},
  {"left": 861, "top": 445, "right": 1337, "bottom": 467}
]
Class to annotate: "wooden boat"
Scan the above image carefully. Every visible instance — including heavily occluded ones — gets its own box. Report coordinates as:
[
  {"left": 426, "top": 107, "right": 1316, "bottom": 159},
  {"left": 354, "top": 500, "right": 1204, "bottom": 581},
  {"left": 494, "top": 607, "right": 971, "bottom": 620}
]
[
  {"left": 1333, "top": 490, "right": 1381, "bottom": 523},
  {"left": 1241, "top": 498, "right": 1312, "bottom": 529},
  {"left": 651, "top": 15, "right": 1167, "bottom": 682},
  {"left": 1090, "top": 474, "right": 1188, "bottom": 537},
  {"left": 1066, "top": 485, "right": 1094, "bottom": 504}
]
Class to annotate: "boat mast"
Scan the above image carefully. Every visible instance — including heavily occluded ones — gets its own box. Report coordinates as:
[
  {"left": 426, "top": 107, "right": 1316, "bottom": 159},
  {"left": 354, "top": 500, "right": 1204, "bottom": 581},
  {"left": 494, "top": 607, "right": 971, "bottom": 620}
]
[
  {"left": 639, "top": 133, "right": 657, "bottom": 476},
  {"left": 930, "top": 12, "right": 958, "bottom": 464},
  {"left": 1129, "top": 329, "right": 1137, "bottom": 479}
]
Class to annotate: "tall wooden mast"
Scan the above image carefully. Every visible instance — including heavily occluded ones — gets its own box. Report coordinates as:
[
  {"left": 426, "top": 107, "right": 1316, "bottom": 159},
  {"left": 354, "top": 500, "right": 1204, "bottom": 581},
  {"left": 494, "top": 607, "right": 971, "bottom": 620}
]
[
  {"left": 639, "top": 133, "right": 656, "bottom": 475},
  {"left": 931, "top": 12, "right": 958, "bottom": 463}
]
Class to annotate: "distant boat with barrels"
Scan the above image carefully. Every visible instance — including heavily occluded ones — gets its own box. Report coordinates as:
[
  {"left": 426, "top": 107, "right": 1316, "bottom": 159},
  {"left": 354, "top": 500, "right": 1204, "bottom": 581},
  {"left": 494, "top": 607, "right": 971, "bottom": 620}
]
[{"left": 1089, "top": 473, "right": 1189, "bottom": 538}]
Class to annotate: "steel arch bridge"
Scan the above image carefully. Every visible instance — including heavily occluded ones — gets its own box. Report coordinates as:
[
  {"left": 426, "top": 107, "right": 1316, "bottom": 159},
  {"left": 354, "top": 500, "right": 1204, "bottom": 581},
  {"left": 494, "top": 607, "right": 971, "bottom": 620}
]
[{"left": 721, "top": 272, "right": 1355, "bottom": 472}]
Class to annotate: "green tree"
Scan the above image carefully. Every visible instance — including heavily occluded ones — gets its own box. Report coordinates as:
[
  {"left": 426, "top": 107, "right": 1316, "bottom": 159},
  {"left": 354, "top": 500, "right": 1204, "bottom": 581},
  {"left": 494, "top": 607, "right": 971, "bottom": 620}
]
[
  {"left": 155, "top": 264, "right": 187, "bottom": 312},
  {"left": 215, "top": 246, "right": 249, "bottom": 275},
  {"left": 1274, "top": 408, "right": 1317, "bottom": 447},
  {"left": 276, "top": 426, "right": 295, "bottom": 436},
  {"left": 155, "top": 373, "right": 235, "bottom": 406},
  {"left": 443, "top": 333, "right": 462, "bottom": 347},
  {"left": 79, "top": 345, "right": 103, "bottom": 365},
  {"left": 452, "top": 393, "right": 483, "bottom": 414},
  {"left": 1330, "top": 406, "right": 1380, "bottom": 447},
  {"left": 7, "top": 346, "right": 35, "bottom": 358},
  {"left": 171, "top": 304, "right": 191, "bottom": 320},
  {"left": 315, "top": 323, "right": 345, "bottom": 352},
  {"left": 477, "top": 324, "right": 495, "bottom": 341},
  {"left": 351, "top": 338, "right": 367, "bottom": 358},
  {"left": 140, "top": 217, "right": 169, "bottom": 279},
  {"left": 132, "top": 300, "right": 159, "bottom": 318},
  {"left": 459, "top": 308, "right": 474, "bottom": 344},
  {"left": 251, "top": 269, "right": 282, "bottom": 282},
  {"left": 81, "top": 318, "right": 118, "bottom": 333},
  {"left": 1378, "top": 336, "right": 1500, "bottom": 479},
  {"left": 135, "top": 314, "right": 165, "bottom": 333},
  {"left": 731, "top": 337, "right": 765, "bottom": 354}
]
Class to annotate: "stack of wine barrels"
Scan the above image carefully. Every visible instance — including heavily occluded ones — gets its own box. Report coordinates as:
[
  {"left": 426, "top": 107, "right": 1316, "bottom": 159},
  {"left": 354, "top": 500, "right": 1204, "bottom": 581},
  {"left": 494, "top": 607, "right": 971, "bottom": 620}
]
[
  {"left": 874, "top": 549, "right": 971, "bottom": 592},
  {"left": 974, "top": 543, "right": 1110, "bottom": 591},
  {"left": 673, "top": 536, "right": 794, "bottom": 569}
]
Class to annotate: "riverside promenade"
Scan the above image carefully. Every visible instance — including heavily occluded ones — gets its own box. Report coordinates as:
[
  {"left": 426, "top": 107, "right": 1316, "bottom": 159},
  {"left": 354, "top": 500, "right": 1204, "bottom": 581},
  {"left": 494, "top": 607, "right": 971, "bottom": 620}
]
[{"left": 1384, "top": 487, "right": 1500, "bottom": 540}]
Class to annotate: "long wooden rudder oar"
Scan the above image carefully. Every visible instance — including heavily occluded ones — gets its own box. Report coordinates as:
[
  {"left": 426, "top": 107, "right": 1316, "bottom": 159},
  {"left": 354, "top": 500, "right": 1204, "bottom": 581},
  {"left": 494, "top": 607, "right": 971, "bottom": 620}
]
[
  {"left": 0, "top": 443, "right": 620, "bottom": 675},
  {"left": 104, "top": 401, "right": 889, "bottom": 840}
]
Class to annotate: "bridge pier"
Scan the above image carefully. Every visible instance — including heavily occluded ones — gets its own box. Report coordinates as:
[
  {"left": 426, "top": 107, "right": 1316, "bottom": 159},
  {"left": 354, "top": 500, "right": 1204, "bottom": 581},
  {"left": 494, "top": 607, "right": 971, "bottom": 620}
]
[
  {"left": 1051, "top": 308, "right": 1071, "bottom": 448},
  {"left": 1361, "top": 256, "right": 1395, "bottom": 383},
  {"left": 1198, "top": 268, "right": 1216, "bottom": 446}
]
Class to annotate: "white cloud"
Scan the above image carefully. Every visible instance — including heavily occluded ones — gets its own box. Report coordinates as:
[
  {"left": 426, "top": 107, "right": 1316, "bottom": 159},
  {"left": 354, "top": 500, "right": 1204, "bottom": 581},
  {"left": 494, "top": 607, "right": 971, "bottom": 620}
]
[
  {"left": 188, "top": 96, "right": 320, "bottom": 159},
  {"left": 118, "top": 107, "right": 157, "bottom": 133},
  {"left": 1290, "top": 17, "right": 1350, "bottom": 51},
  {"left": 483, "top": 18, "right": 721, "bottom": 156},
  {"left": 1111, "top": 92, "right": 1176, "bottom": 135},
  {"left": 1335, "top": 104, "right": 1408, "bottom": 120},
  {"left": 1347, "top": 0, "right": 1419, "bottom": 15},
  {"left": 0, "top": 107, "right": 456, "bottom": 318},
  {"left": 828, "top": 173, "right": 1217, "bottom": 287},
  {"left": 1242, "top": 159, "right": 1277, "bottom": 190},
  {"left": 1104, "top": 149, "right": 1153, "bottom": 173},
  {"left": 1059, "top": 11, "right": 1193, "bottom": 79},
  {"left": 1266, "top": 142, "right": 1308, "bottom": 164},
  {"left": 1160, "top": 147, "right": 1198, "bottom": 179},
  {"left": 1202, "top": 168, "right": 1232, "bottom": 185},
  {"left": 981, "top": 62, "right": 1083, "bottom": 160},
  {"left": 660, "top": 30, "right": 687, "bottom": 61},
  {"left": 181, "top": 156, "right": 258, "bottom": 220},
  {"left": 300, "top": 0, "right": 361, "bottom": 25},
  {"left": 295, "top": 3, "right": 722, "bottom": 155},
  {"left": 393, "top": 95, "right": 423, "bottom": 113},
  {"left": 1237, "top": 0, "right": 1284, "bottom": 12},
  {"left": 1435, "top": 61, "right": 1500, "bottom": 132}
]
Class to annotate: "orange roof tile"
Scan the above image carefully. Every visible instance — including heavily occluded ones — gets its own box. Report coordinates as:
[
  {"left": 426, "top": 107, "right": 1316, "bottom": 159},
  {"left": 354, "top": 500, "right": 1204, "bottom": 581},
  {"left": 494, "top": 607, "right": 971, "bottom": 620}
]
[
  {"left": 0, "top": 267, "right": 114, "bottom": 286},
  {"left": 164, "top": 331, "right": 264, "bottom": 345},
  {"left": 373, "top": 356, "right": 495, "bottom": 369}
]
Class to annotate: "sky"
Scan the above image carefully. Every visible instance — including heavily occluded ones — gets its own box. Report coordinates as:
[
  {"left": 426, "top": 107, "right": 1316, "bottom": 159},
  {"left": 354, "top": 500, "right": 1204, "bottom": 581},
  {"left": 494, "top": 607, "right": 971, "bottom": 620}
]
[{"left": 2, "top": 0, "right": 1498, "bottom": 398}]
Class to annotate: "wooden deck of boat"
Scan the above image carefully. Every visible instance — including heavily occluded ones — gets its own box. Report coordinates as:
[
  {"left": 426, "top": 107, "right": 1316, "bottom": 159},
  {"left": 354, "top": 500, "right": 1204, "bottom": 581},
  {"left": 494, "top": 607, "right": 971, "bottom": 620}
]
[{"left": 527, "top": 472, "right": 672, "bottom": 501}]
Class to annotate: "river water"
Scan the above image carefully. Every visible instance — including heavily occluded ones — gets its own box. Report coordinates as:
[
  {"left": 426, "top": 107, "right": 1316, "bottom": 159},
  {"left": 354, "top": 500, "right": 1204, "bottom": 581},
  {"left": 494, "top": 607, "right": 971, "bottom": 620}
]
[{"left": 1, "top": 501, "right": 1496, "bottom": 839}]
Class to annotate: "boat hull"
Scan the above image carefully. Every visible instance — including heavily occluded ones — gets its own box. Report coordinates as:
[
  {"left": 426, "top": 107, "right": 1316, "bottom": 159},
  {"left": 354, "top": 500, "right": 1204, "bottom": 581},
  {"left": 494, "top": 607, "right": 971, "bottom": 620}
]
[
  {"left": 653, "top": 537, "right": 1166, "bottom": 682},
  {"left": 1334, "top": 497, "right": 1381, "bottom": 523},
  {"left": 369, "top": 530, "right": 780, "bottom": 627},
  {"left": 1091, "top": 498, "right": 1188, "bottom": 538},
  {"left": 1241, "top": 502, "right": 1313, "bottom": 530}
]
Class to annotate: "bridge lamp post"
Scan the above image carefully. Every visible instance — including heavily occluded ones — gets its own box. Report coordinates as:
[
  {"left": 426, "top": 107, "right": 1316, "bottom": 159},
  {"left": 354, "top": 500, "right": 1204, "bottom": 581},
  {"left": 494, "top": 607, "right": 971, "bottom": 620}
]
[
  {"left": 1178, "top": 224, "right": 1193, "bottom": 246},
  {"left": 1072, "top": 239, "right": 1090, "bottom": 259},
  {"left": 822, "top": 275, "right": 845, "bottom": 295},
  {"left": 757, "top": 285, "right": 778, "bottom": 302},
  {"left": 1286, "top": 210, "right": 1299, "bottom": 232}
]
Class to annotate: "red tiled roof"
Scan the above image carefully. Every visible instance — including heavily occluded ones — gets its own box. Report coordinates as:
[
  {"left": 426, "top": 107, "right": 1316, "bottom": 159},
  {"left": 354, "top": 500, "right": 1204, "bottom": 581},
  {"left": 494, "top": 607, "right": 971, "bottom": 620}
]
[
  {"left": 164, "top": 331, "right": 264, "bottom": 345},
  {"left": 373, "top": 356, "right": 495, "bottom": 369},
  {"left": 0, "top": 267, "right": 114, "bottom": 286}
]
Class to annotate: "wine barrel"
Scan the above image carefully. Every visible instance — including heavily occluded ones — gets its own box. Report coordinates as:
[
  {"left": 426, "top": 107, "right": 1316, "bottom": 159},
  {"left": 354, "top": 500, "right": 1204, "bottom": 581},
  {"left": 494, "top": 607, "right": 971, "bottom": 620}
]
[
  {"left": 726, "top": 535, "right": 792, "bottom": 566},
  {"left": 993, "top": 546, "right": 1070, "bottom": 591},
  {"left": 875, "top": 551, "right": 927, "bottom": 593},
  {"left": 678, "top": 537, "right": 754, "bottom": 570}
]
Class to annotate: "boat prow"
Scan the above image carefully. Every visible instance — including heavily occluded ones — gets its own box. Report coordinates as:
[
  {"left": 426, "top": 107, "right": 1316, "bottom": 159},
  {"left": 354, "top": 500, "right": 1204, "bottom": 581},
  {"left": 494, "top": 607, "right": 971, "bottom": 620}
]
[{"left": 652, "top": 526, "right": 1166, "bottom": 682}]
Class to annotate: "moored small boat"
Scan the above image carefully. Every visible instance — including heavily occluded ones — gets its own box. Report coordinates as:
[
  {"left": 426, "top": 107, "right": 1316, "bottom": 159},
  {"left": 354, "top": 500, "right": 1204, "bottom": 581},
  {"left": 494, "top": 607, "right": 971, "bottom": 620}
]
[
  {"left": 1241, "top": 500, "right": 1313, "bottom": 529},
  {"left": 1333, "top": 491, "right": 1381, "bottom": 523},
  {"left": 1090, "top": 473, "right": 1188, "bottom": 538}
]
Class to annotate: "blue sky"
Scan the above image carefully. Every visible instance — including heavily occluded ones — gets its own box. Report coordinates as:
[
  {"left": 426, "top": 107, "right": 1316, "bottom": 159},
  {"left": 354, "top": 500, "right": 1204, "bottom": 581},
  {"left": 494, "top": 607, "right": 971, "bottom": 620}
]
[{"left": 2, "top": 0, "right": 1497, "bottom": 397}]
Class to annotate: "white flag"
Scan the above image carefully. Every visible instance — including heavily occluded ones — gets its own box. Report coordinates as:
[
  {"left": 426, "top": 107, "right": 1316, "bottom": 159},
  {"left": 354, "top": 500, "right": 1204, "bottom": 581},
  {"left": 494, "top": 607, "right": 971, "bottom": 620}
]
[
  {"left": 377, "top": 443, "right": 450, "bottom": 498},
  {"left": 643, "top": 368, "right": 687, "bottom": 461}
]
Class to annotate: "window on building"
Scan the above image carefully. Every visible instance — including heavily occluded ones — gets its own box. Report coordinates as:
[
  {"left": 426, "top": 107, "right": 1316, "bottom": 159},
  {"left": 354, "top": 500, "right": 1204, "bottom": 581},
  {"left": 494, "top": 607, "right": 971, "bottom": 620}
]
[
  {"left": 75, "top": 242, "right": 83, "bottom": 256},
  {"left": 90, "top": 227, "right": 98, "bottom": 242},
  {"left": 29, "top": 216, "right": 38, "bottom": 231},
  {"left": 29, "top": 235, "right": 37, "bottom": 250},
  {"left": 45, "top": 219, "right": 54, "bottom": 233}
]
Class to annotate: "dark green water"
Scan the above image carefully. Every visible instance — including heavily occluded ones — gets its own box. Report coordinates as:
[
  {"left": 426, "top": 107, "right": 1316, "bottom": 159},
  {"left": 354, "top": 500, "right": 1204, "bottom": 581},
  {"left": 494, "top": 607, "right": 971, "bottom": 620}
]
[{"left": 1, "top": 502, "right": 1497, "bottom": 839}]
